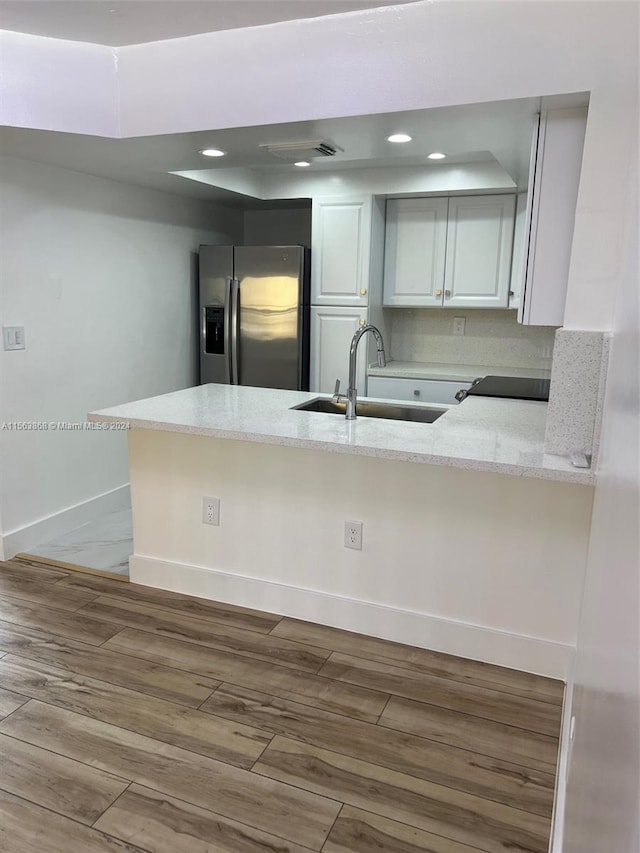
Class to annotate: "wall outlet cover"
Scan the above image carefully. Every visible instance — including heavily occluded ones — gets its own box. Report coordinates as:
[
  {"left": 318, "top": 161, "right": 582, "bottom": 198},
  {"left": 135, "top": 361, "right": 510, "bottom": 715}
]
[
  {"left": 344, "top": 520, "right": 363, "bottom": 550},
  {"left": 452, "top": 317, "right": 466, "bottom": 336},
  {"left": 202, "top": 496, "right": 220, "bottom": 526}
]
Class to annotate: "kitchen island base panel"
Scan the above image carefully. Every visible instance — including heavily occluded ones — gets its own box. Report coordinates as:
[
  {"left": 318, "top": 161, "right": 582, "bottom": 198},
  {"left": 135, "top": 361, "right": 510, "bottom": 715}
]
[
  {"left": 128, "top": 429, "right": 593, "bottom": 679},
  {"left": 129, "top": 554, "right": 574, "bottom": 680}
]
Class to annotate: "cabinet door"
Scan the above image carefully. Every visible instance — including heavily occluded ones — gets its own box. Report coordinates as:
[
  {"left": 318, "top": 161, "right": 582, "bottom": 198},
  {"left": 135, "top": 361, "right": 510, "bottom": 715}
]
[
  {"left": 383, "top": 197, "right": 448, "bottom": 307},
  {"left": 311, "top": 197, "right": 372, "bottom": 306},
  {"left": 310, "top": 307, "right": 368, "bottom": 394},
  {"left": 509, "top": 193, "right": 528, "bottom": 310},
  {"left": 519, "top": 108, "right": 587, "bottom": 326},
  {"left": 444, "top": 195, "right": 516, "bottom": 309}
]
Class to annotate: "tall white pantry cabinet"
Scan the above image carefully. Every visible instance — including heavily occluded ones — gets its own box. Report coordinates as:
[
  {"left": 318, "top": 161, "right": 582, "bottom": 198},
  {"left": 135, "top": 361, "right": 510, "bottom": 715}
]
[{"left": 310, "top": 196, "right": 385, "bottom": 394}]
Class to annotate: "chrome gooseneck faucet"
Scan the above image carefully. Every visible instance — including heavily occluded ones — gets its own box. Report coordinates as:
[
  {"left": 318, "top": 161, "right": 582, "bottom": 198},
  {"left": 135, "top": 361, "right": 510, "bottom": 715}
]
[{"left": 333, "top": 324, "right": 386, "bottom": 420}]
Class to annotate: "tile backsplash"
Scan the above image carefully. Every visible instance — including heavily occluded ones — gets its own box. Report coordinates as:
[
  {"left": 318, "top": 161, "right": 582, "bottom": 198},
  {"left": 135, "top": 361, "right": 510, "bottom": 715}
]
[{"left": 386, "top": 308, "right": 557, "bottom": 369}]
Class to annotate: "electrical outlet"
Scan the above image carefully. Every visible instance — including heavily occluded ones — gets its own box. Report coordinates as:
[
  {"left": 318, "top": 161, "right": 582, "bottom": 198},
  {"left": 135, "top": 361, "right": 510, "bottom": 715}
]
[
  {"left": 202, "top": 496, "right": 220, "bottom": 526},
  {"left": 344, "top": 520, "right": 363, "bottom": 550},
  {"left": 452, "top": 317, "right": 466, "bottom": 336}
]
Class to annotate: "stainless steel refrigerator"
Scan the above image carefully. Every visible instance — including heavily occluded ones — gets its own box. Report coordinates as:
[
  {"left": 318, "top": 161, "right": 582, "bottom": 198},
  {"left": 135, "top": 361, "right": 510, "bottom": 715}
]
[{"left": 199, "top": 245, "right": 310, "bottom": 390}]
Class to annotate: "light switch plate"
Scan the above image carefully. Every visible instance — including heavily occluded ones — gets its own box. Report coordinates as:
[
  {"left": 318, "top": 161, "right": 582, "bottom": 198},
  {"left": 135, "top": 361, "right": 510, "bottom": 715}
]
[{"left": 2, "top": 326, "right": 25, "bottom": 351}]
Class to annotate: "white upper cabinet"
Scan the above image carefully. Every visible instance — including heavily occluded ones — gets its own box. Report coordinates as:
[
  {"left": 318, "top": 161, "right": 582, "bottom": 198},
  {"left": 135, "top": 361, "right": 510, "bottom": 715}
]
[
  {"left": 444, "top": 195, "right": 516, "bottom": 309},
  {"left": 383, "top": 194, "right": 516, "bottom": 309},
  {"left": 311, "top": 196, "right": 373, "bottom": 306},
  {"left": 383, "top": 198, "right": 448, "bottom": 307}
]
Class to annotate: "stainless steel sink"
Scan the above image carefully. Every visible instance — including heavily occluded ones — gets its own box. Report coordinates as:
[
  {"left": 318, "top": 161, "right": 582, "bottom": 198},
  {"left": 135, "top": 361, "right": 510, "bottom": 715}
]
[{"left": 292, "top": 397, "right": 446, "bottom": 424}]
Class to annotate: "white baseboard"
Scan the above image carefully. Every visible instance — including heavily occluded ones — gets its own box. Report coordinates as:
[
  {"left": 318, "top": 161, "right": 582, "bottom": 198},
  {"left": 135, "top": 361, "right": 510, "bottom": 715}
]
[
  {"left": 549, "top": 651, "right": 577, "bottom": 852},
  {"left": 130, "top": 554, "right": 574, "bottom": 679},
  {"left": 1, "top": 484, "right": 130, "bottom": 560}
]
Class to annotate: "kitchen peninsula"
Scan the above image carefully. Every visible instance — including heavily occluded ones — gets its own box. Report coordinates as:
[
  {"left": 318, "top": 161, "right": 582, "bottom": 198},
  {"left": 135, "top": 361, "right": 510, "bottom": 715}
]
[{"left": 89, "top": 384, "right": 594, "bottom": 679}]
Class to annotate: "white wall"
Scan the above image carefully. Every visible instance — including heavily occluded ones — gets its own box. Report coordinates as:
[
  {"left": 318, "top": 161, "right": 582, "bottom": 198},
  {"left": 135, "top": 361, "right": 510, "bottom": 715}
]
[
  {"left": 243, "top": 206, "right": 311, "bottom": 247},
  {"left": 129, "top": 429, "right": 594, "bottom": 678},
  {"left": 176, "top": 161, "right": 517, "bottom": 201},
  {"left": 561, "top": 112, "right": 639, "bottom": 852},
  {"left": 0, "top": 30, "right": 118, "bottom": 136},
  {"left": 0, "top": 156, "right": 242, "bottom": 556},
  {"left": 256, "top": 162, "right": 517, "bottom": 199}
]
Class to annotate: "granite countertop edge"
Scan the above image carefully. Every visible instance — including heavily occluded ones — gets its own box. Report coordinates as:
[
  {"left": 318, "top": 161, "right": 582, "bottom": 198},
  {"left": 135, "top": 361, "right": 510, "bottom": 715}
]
[{"left": 88, "top": 384, "right": 594, "bottom": 487}]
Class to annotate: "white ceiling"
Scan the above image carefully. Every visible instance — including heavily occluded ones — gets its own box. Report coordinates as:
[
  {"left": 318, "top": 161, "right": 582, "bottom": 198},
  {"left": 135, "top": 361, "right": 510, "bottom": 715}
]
[
  {"left": 0, "top": 97, "right": 545, "bottom": 204},
  {"left": 0, "top": 0, "right": 420, "bottom": 46}
]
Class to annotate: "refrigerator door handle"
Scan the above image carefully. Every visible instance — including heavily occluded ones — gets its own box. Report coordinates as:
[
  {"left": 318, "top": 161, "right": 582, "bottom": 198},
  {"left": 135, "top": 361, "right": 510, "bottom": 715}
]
[
  {"left": 230, "top": 278, "right": 240, "bottom": 385},
  {"left": 222, "top": 278, "right": 233, "bottom": 384},
  {"left": 200, "top": 306, "right": 207, "bottom": 355}
]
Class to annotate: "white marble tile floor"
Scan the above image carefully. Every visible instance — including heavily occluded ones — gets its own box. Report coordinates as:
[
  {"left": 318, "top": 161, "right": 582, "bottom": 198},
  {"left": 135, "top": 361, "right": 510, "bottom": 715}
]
[{"left": 26, "top": 508, "right": 132, "bottom": 576}]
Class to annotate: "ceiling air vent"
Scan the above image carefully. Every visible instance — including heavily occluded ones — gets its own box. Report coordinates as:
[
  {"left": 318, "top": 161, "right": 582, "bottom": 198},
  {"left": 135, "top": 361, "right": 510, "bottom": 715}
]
[{"left": 259, "top": 140, "right": 341, "bottom": 161}]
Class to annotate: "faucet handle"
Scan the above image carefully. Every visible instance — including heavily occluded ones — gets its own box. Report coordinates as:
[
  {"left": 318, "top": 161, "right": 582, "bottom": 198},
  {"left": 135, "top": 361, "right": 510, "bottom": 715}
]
[{"left": 332, "top": 379, "right": 341, "bottom": 401}]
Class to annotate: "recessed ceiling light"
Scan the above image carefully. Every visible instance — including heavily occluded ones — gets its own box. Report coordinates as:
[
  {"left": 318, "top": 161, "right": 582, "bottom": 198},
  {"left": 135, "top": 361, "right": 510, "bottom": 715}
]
[
  {"left": 294, "top": 161, "right": 311, "bottom": 168},
  {"left": 200, "top": 148, "right": 226, "bottom": 158},
  {"left": 428, "top": 152, "right": 447, "bottom": 160},
  {"left": 387, "top": 134, "right": 412, "bottom": 144}
]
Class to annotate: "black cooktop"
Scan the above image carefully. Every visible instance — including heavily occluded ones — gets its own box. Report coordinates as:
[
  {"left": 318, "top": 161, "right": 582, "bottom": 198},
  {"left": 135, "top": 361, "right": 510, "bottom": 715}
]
[{"left": 466, "top": 375, "right": 551, "bottom": 401}]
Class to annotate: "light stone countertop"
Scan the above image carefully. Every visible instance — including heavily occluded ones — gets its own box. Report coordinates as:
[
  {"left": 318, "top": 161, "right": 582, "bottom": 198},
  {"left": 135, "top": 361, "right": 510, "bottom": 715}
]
[
  {"left": 88, "top": 384, "right": 594, "bottom": 486},
  {"left": 368, "top": 361, "right": 552, "bottom": 382}
]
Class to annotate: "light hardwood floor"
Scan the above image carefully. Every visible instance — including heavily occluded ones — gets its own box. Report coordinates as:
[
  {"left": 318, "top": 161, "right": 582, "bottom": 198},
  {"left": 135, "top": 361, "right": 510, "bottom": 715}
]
[{"left": 0, "top": 557, "right": 563, "bottom": 853}]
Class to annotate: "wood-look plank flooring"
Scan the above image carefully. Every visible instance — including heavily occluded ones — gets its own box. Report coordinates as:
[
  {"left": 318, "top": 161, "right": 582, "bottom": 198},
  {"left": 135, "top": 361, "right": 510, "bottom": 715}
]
[{"left": 0, "top": 558, "right": 563, "bottom": 853}]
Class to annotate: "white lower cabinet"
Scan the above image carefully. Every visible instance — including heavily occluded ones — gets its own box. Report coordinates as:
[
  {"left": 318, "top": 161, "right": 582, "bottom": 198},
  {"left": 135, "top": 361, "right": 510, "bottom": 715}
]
[
  {"left": 310, "top": 306, "right": 368, "bottom": 394},
  {"left": 367, "top": 376, "right": 472, "bottom": 405}
]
